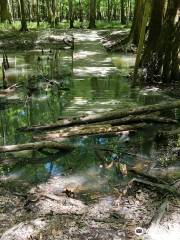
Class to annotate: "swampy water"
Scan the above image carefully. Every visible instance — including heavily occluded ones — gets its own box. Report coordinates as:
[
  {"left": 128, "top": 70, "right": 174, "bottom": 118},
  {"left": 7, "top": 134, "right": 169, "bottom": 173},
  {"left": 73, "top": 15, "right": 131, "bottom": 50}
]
[{"left": 0, "top": 30, "right": 179, "bottom": 199}]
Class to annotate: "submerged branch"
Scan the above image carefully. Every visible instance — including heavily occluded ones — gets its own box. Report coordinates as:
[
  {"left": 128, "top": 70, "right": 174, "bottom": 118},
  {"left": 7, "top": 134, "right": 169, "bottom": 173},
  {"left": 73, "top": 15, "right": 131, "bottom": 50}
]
[
  {"left": 0, "top": 141, "right": 75, "bottom": 153},
  {"left": 33, "top": 123, "right": 146, "bottom": 140}
]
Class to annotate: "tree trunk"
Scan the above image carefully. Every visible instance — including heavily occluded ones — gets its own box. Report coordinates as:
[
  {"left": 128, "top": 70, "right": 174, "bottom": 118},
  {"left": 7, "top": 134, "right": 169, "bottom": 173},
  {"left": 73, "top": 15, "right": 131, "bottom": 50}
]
[
  {"left": 68, "top": 0, "right": 74, "bottom": 28},
  {"left": 0, "top": 0, "right": 9, "bottom": 22},
  {"left": 46, "top": 0, "right": 52, "bottom": 24},
  {"left": 134, "top": 0, "right": 151, "bottom": 78},
  {"left": 144, "top": 0, "right": 180, "bottom": 82},
  {"left": 37, "top": 0, "right": 40, "bottom": 26},
  {"left": 7, "top": 0, "right": 13, "bottom": 23},
  {"left": 142, "top": 0, "right": 166, "bottom": 65},
  {"left": 79, "top": 0, "right": 83, "bottom": 27},
  {"left": 121, "top": 0, "right": 126, "bottom": 24},
  {"left": 19, "top": 0, "right": 28, "bottom": 31},
  {"left": 88, "top": 0, "right": 96, "bottom": 28},
  {"left": 126, "top": 0, "right": 145, "bottom": 45},
  {"left": 107, "top": 0, "right": 112, "bottom": 22},
  {"left": 51, "top": 0, "right": 56, "bottom": 27}
]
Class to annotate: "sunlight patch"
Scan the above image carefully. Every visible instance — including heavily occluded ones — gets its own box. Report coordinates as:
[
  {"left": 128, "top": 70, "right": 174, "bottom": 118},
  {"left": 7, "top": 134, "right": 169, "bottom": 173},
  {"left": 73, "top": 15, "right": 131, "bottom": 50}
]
[
  {"left": 74, "top": 67, "right": 116, "bottom": 77},
  {"left": 74, "top": 31, "right": 100, "bottom": 42},
  {"left": 73, "top": 97, "right": 88, "bottom": 105},
  {"left": 74, "top": 50, "right": 100, "bottom": 60},
  {"left": 147, "top": 223, "right": 180, "bottom": 240}
]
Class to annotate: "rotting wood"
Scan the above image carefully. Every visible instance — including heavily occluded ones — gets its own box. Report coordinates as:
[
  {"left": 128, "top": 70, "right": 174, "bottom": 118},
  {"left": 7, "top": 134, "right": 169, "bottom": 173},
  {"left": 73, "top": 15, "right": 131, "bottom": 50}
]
[
  {"left": 33, "top": 123, "right": 146, "bottom": 140},
  {"left": 102, "top": 115, "right": 177, "bottom": 125},
  {"left": 129, "top": 165, "right": 180, "bottom": 181},
  {"left": 18, "top": 100, "right": 180, "bottom": 132},
  {"left": 134, "top": 0, "right": 151, "bottom": 78},
  {"left": 148, "top": 197, "right": 169, "bottom": 228},
  {"left": 0, "top": 141, "right": 75, "bottom": 153},
  {"left": 0, "top": 84, "right": 20, "bottom": 95},
  {"left": 129, "top": 178, "right": 180, "bottom": 197},
  {"left": 159, "top": 128, "right": 180, "bottom": 136}
]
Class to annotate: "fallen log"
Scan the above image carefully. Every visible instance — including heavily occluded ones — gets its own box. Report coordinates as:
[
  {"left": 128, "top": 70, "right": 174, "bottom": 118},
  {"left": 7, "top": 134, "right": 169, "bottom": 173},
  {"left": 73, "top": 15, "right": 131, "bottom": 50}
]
[
  {"left": 159, "top": 128, "right": 180, "bottom": 136},
  {"left": 108, "top": 159, "right": 180, "bottom": 182},
  {"left": 33, "top": 123, "right": 146, "bottom": 140},
  {"left": 130, "top": 178, "right": 180, "bottom": 197},
  {"left": 0, "top": 84, "right": 20, "bottom": 94},
  {"left": 129, "top": 165, "right": 180, "bottom": 181},
  {"left": 103, "top": 115, "right": 177, "bottom": 125},
  {"left": 18, "top": 100, "right": 180, "bottom": 132},
  {"left": 0, "top": 141, "right": 75, "bottom": 153}
]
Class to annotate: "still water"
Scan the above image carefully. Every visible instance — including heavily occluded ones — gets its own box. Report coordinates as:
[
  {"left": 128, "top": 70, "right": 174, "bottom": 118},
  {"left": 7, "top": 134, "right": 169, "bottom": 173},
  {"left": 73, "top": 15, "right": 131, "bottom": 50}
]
[{"left": 0, "top": 31, "right": 179, "bottom": 197}]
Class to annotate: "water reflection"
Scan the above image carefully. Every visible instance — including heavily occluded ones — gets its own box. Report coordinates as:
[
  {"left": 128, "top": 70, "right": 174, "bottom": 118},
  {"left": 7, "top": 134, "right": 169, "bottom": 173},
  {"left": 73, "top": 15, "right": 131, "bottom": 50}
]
[{"left": 0, "top": 34, "right": 179, "bottom": 197}]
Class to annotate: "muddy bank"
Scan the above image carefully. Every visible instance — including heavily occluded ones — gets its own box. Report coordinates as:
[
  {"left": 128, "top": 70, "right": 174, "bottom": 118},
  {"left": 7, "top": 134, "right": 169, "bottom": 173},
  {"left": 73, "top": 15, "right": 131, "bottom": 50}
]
[
  {"left": 0, "top": 30, "right": 73, "bottom": 50},
  {"left": 100, "top": 30, "right": 136, "bottom": 53}
]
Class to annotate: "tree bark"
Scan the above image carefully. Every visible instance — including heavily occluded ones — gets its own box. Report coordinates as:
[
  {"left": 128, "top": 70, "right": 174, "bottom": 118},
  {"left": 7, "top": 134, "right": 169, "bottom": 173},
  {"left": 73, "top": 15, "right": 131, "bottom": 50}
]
[
  {"left": 68, "top": 0, "right": 74, "bottom": 28},
  {"left": 51, "top": 0, "right": 56, "bottom": 27},
  {"left": 37, "top": 0, "right": 40, "bottom": 26},
  {"left": 145, "top": 0, "right": 180, "bottom": 82},
  {"left": 121, "top": 0, "right": 126, "bottom": 24},
  {"left": 46, "top": 0, "right": 52, "bottom": 24},
  {"left": 126, "top": 0, "right": 145, "bottom": 45},
  {"left": 19, "top": 0, "right": 28, "bottom": 31},
  {"left": 142, "top": 0, "right": 166, "bottom": 65},
  {"left": 88, "top": 0, "right": 96, "bottom": 28},
  {"left": 0, "top": 0, "right": 8, "bottom": 22},
  {"left": 134, "top": 0, "right": 151, "bottom": 78},
  {"left": 33, "top": 124, "right": 145, "bottom": 140}
]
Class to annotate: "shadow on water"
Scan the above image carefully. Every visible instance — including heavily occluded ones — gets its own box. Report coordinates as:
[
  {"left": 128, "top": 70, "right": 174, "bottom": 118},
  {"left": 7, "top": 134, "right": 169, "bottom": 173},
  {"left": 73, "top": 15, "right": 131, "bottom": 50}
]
[{"left": 0, "top": 32, "right": 180, "bottom": 199}]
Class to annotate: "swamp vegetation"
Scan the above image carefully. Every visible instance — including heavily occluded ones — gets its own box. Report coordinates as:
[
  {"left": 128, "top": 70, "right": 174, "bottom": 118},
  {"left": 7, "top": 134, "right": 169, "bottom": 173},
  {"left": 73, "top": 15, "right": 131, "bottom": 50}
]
[{"left": 0, "top": 0, "right": 180, "bottom": 239}]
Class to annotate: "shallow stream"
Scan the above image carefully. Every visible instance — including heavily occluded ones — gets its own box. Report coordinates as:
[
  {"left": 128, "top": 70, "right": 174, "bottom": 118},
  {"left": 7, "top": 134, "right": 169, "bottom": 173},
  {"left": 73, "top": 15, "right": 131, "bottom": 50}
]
[{"left": 0, "top": 30, "right": 179, "bottom": 200}]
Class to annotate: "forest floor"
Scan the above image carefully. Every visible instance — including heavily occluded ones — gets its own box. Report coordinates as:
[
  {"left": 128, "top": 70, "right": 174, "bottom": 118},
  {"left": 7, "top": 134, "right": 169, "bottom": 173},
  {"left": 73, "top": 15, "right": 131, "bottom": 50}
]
[
  {"left": 0, "top": 30, "right": 180, "bottom": 240},
  {"left": 0, "top": 178, "right": 179, "bottom": 240}
]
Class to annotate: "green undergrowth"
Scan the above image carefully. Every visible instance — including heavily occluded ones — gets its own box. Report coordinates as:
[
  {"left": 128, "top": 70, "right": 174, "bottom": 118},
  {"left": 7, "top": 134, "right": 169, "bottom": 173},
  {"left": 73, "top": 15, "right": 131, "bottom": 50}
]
[{"left": 0, "top": 20, "right": 131, "bottom": 31}]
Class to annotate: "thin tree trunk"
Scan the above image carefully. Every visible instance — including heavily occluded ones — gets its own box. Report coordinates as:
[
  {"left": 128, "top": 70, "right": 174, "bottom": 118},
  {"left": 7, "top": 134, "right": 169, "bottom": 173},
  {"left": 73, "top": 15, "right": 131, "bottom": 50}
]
[
  {"left": 126, "top": 0, "right": 144, "bottom": 45},
  {"left": 19, "top": 0, "right": 28, "bottom": 31},
  {"left": 68, "top": 0, "right": 74, "bottom": 28},
  {"left": 121, "top": 0, "right": 126, "bottom": 24},
  {"left": 88, "top": 0, "right": 96, "bottom": 28},
  {"left": 51, "top": 0, "right": 56, "bottom": 27},
  {"left": 46, "top": 0, "right": 52, "bottom": 24},
  {"left": 134, "top": 0, "right": 151, "bottom": 78},
  {"left": 79, "top": 0, "right": 83, "bottom": 27},
  {"left": 37, "top": 0, "right": 40, "bottom": 26}
]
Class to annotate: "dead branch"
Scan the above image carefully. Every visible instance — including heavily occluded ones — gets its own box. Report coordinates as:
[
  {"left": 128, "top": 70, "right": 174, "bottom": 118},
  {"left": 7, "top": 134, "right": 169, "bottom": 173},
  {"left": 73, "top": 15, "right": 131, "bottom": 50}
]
[
  {"left": 18, "top": 100, "right": 180, "bottom": 132},
  {"left": 0, "top": 141, "right": 75, "bottom": 153}
]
